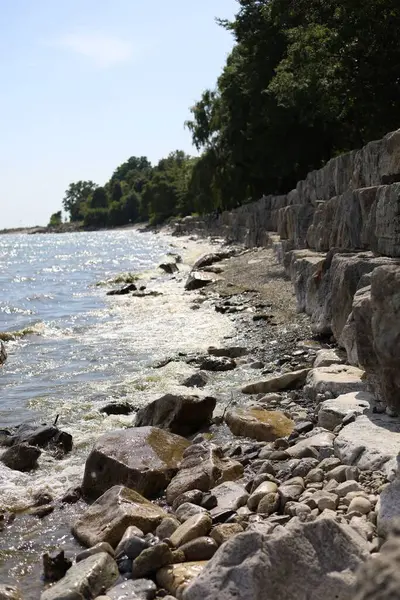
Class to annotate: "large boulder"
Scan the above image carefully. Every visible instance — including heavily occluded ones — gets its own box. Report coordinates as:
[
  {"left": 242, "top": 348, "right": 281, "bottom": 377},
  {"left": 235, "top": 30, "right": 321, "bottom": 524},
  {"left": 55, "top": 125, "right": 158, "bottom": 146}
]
[
  {"left": 318, "top": 392, "right": 371, "bottom": 431},
  {"left": 135, "top": 395, "right": 216, "bottom": 436},
  {"left": 225, "top": 408, "right": 294, "bottom": 442},
  {"left": 166, "top": 445, "right": 243, "bottom": 504},
  {"left": 82, "top": 427, "right": 189, "bottom": 500},
  {"left": 72, "top": 486, "right": 167, "bottom": 548},
  {"left": 183, "top": 518, "right": 369, "bottom": 600},
  {"left": 1, "top": 443, "right": 40, "bottom": 472},
  {"left": 304, "top": 365, "right": 366, "bottom": 401},
  {"left": 241, "top": 369, "right": 310, "bottom": 394},
  {"left": 40, "top": 553, "right": 118, "bottom": 600}
]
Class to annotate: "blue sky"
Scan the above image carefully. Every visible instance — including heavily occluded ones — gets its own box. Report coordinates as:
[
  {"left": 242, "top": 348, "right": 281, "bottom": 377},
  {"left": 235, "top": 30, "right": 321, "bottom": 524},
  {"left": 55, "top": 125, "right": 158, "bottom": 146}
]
[{"left": 0, "top": 0, "right": 237, "bottom": 228}]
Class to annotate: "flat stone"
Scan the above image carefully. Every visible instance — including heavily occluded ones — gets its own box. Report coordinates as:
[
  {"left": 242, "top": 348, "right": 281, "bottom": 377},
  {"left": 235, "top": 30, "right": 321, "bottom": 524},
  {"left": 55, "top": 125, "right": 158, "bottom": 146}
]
[
  {"left": 209, "top": 481, "right": 248, "bottom": 512},
  {"left": 40, "top": 553, "right": 118, "bottom": 600},
  {"left": 287, "top": 431, "right": 335, "bottom": 460},
  {"left": 185, "top": 271, "right": 217, "bottom": 291},
  {"left": 225, "top": 408, "right": 294, "bottom": 442},
  {"left": 82, "top": 427, "right": 189, "bottom": 500},
  {"left": 135, "top": 395, "right": 216, "bottom": 436},
  {"left": 241, "top": 369, "right": 310, "bottom": 395},
  {"left": 170, "top": 514, "right": 212, "bottom": 548},
  {"left": 313, "top": 349, "right": 345, "bottom": 369},
  {"left": 305, "top": 365, "right": 366, "bottom": 401},
  {"left": 334, "top": 413, "right": 400, "bottom": 476},
  {"left": 157, "top": 562, "right": 207, "bottom": 599},
  {"left": 72, "top": 486, "right": 167, "bottom": 548},
  {"left": 318, "top": 392, "right": 371, "bottom": 431}
]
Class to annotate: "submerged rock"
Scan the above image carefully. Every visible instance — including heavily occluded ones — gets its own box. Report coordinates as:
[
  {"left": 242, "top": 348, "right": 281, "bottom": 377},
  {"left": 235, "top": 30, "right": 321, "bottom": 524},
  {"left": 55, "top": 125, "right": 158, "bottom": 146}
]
[
  {"left": 42, "top": 550, "right": 72, "bottom": 582},
  {"left": 1, "top": 443, "right": 40, "bottom": 472},
  {"left": 72, "top": 485, "right": 167, "bottom": 548},
  {"left": 100, "top": 402, "right": 134, "bottom": 416},
  {"left": 135, "top": 395, "right": 216, "bottom": 436},
  {"left": 182, "top": 372, "right": 209, "bottom": 388},
  {"left": 82, "top": 426, "right": 189, "bottom": 500},
  {"left": 225, "top": 408, "right": 294, "bottom": 442}
]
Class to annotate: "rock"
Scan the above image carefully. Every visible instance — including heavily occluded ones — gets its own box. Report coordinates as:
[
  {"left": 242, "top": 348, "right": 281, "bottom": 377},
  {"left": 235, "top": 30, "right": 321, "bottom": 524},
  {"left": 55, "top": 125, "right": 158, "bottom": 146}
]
[
  {"left": 61, "top": 486, "right": 82, "bottom": 504},
  {"left": 135, "top": 395, "right": 216, "bottom": 436},
  {"left": 198, "top": 357, "right": 236, "bottom": 371},
  {"left": 170, "top": 514, "right": 212, "bottom": 548},
  {"left": 210, "top": 523, "right": 244, "bottom": 545},
  {"left": 0, "top": 587, "right": 21, "bottom": 600},
  {"left": 0, "top": 341, "right": 7, "bottom": 365},
  {"left": 179, "top": 537, "right": 218, "bottom": 561},
  {"left": 81, "top": 427, "right": 189, "bottom": 500},
  {"left": 225, "top": 408, "right": 294, "bottom": 442},
  {"left": 185, "top": 272, "right": 217, "bottom": 291},
  {"left": 1, "top": 443, "right": 40, "bottom": 471},
  {"left": 157, "top": 562, "right": 207, "bottom": 599},
  {"left": 318, "top": 391, "right": 371, "bottom": 431},
  {"left": 334, "top": 412, "right": 400, "bottom": 476},
  {"left": 247, "top": 481, "right": 279, "bottom": 511},
  {"left": 156, "top": 517, "right": 181, "bottom": 539},
  {"left": 166, "top": 446, "right": 243, "bottom": 504},
  {"left": 210, "top": 481, "right": 249, "bottom": 512},
  {"left": 182, "top": 372, "right": 208, "bottom": 388},
  {"left": 175, "top": 503, "right": 208, "bottom": 523},
  {"left": 336, "top": 481, "right": 364, "bottom": 498},
  {"left": 119, "top": 535, "right": 148, "bottom": 560},
  {"left": 305, "top": 365, "right": 366, "bottom": 401},
  {"left": 160, "top": 262, "right": 179, "bottom": 274},
  {"left": 42, "top": 550, "right": 72, "bottom": 581},
  {"left": 314, "top": 349, "right": 345, "bottom": 368},
  {"left": 172, "top": 490, "right": 204, "bottom": 511},
  {"left": 193, "top": 251, "right": 234, "bottom": 270},
  {"left": 115, "top": 525, "right": 145, "bottom": 556},
  {"left": 257, "top": 493, "right": 280, "bottom": 515},
  {"left": 106, "top": 283, "right": 137, "bottom": 296},
  {"left": 348, "top": 497, "right": 372, "bottom": 515},
  {"left": 377, "top": 478, "right": 400, "bottom": 536},
  {"left": 305, "top": 468, "right": 324, "bottom": 484},
  {"left": 132, "top": 543, "right": 174, "bottom": 578},
  {"left": 183, "top": 519, "right": 369, "bottom": 600},
  {"left": 326, "top": 465, "right": 347, "bottom": 483},
  {"left": 208, "top": 346, "right": 248, "bottom": 359},
  {"left": 107, "top": 579, "right": 157, "bottom": 600},
  {"left": 100, "top": 402, "right": 134, "bottom": 416},
  {"left": 76, "top": 542, "right": 114, "bottom": 563},
  {"left": 291, "top": 458, "right": 320, "bottom": 478},
  {"left": 278, "top": 478, "right": 305, "bottom": 508},
  {"left": 287, "top": 431, "right": 335, "bottom": 460},
  {"left": 242, "top": 369, "right": 310, "bottom": 394},
  {"left": 72, "top": 486, "right": 167, "bottom": 548},
  {"left": 40, "top": 553, "right": 118, "bottom": 600}
]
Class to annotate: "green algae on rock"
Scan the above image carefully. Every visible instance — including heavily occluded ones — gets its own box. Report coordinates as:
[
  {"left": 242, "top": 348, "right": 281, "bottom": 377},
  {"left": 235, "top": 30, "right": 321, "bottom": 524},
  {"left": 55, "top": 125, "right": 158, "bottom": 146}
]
[{"left": 225, "top": 408, "right": 294, "bottom": 442}]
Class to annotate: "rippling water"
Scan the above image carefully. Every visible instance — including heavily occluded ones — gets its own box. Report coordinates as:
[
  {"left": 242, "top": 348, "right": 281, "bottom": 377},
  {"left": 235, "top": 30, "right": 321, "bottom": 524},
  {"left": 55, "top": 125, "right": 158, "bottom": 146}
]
[{"left": 0, "top": 229, "right": 238, "bottom": 595}]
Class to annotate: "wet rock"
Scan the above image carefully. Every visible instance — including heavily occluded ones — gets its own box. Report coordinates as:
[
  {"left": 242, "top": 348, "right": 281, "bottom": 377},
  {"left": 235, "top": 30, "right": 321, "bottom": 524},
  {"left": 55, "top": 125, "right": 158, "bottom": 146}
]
[
  {"left": 115, "top": 526, "right": 145, "bottom": 557},
  {"left": 82, "top": 427, "right": 189, "bottom": 500},
  {"left": 207, "top": 346, "right": 247, "bottom": 359},
  {"left": 30, "top": 504, "right": 54, "bottom": 518},
  {"left": 0, "top": 586, "right": 21, "bottom": 600},
  {"left": 175, "top": 503, "right": 208, "bottom": 523},
  {"left": 76, "top": 542, "right": 115, "bottom": 563},
  {"left": 0, "top": 341, "right": 7, "bottom": 365},
  {"left": 166, "top": 446, "right": 243, "bottom": 504},
  {"left": 172, "top": 490, "right": 204, "bottom": 511},
  {"left": 42, "top": 550, "right": 72, "bottom": 582},
  {"left": 242, "top": 369, "right": 310, "bottom": 394},
  {"left": 157, "top": 562, "right": 207, "bottom": 599},
  {"left": 106, "top": 283, "right": 137, "bottom": 296},
  {"left": 208, "top": 481, "right": 248, "bottom": 512},
  {"left": 210, "top": 523, "right": 244, "bottom": 545},
  {"left": 184, "top": 519, "right": 369, "bottom": 600},
  {"left": 72, "top": 486, "right": 167, "bottom": 548},
  {"left": 225, "top": 408, "right": 294, "bottom": 442},
  {"left": 318, "top": 392, "right": 371, "bottom": 431},
  {"left": 132, "top": 543, "right": 174, "bottom": 578},
  {"left": 107, "top": 578, "right": 157, "bottom": 600},
  {"left": 160, "top": 262, "right": 179, "bottom": 274},
  {"left": 40, "top": 553, "right": 118, "bottom": 600},
  {"left": 179, "top": 537, "right": 218, "bottom": 561},
  {"left": 135, "top": 395, "right": 216, "bottom": 436},
  {"left": 33, "top": 491, "right": 53, "bottom": 507},
  {"left": 156, "top": 517, "right": 181, "bottom": 540},
  {"left": 170, "top": 514, "right": 213, "bottom": 548},
  {"left": 1, "top": 443, "right": 40, "bottom": 472},
  {"left": 182, "top": 372, "right": 208, "bottom": 388},
  {"left": 198, "top": 357, "right": 236, "bottom": 372},
  {"left": 100, "top": 402, "right": 134, "bottom": 416},
  {"left": 185, "top": 272, "right": 217, "bottom": 291},
  {"left": 61, "top": 486, "right": 82, "bottom": 504}
]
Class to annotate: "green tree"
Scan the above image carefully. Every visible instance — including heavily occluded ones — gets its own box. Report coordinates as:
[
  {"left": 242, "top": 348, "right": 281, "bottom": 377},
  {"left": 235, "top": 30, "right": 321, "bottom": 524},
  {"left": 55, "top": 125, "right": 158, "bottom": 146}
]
[
  {"left": 48, "top": 211, "right": 62, "bottom": 227},
  {"left": 62, "top": 181, "right": 98, "bottom": 222},
  {"left": 89, "top": 186, "right": 109, "bottom": 209},
  {"left": 111, "top": 181, "right": 123, "bottom": 203}
]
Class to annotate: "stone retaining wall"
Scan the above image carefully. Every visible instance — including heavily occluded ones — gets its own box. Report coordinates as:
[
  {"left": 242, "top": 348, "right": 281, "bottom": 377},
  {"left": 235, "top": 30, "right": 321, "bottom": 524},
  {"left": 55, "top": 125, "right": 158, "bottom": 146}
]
[{"left": 174, "top": 129, "right": 400, "bottom": 413}]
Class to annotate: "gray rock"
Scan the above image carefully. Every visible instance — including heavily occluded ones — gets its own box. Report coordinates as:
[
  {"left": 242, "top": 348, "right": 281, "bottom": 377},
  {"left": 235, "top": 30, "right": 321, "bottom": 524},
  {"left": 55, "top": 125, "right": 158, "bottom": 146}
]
[
  {"left": 135, "top": 395, "right": 216, "bottom": 436},
  {"left": 185, "top": 272, "right": 217, "bottom": 291},
  {"left": 172, "top": 490, "right": 204, "bottom": 511},
  {"left": 81, "top": 427, "right": 189, "bottom": 500},
  {"left": 1, "top": 443, "right": 40, "bottom": 471},
  {"left": 0, "top": 341, "right": 7, "bottom": 365},
  {"left": 131, "top": 543, "right": 174, "bottom": 578},
  {"left": 198, "top": 356, "right": 236, "bottom": 371},
  {"left": 76, "top": 542, "right": 114, "bottom": 563},
  {"left": 182, "top": 372, "right": 209, "bottom": 389},
  {"left": 241, "top": 369, "right": 310, "bottom": 395},
  {"left": 377, "top": 478, "right": 400, "bottom": 536},
  {"left": 318, "top": 392, "right": 371, "bottom": 431},
  {"left": 305, "top": 365, "right": 366, "bottom": 402},
  {"left": 40, "top": 553, "right": 118, "bottom": 600},
  {"left": 175, "top": 503, "right": 208, "bottom": 523},
  {"left": 208, "top": 346, "right": 247, "bottom": 359},
  {"left": 287, "top": 431, "right": 335, "bottom": 460},
  {"left": 179, "top": 537, "right": 218, "bottom": 561},
  {"left": 314, "top": 349, "right": 345, "bottom": 369},
  {"left": 107, "top": 578, "right": 157, "bottom": 599},
  {"left": 209, "top": 481, "right": 249, "bottom": 512},
  {"left": 42, "top": 550, "right": 72, "bottom": 581},
  {"left": 183, "top": 519, "right": 369, "bottom": 600},
  {"left": 170, "top": 514, "right": 213, "bottom": 548},
  {"left": 115, "top": 525, "right": 144, "bottom": 557},
  {"left": 118, "top": 536, "right": 148, "bottom": 560},
  {"left": 156, "top": 517, "right": 181, "bottom": 540}
]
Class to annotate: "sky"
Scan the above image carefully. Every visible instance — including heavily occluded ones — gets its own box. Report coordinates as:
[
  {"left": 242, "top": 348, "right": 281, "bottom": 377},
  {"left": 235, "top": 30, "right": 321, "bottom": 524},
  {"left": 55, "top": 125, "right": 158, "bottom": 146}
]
[{"left": 0, "top": 0, "right": 238, "bottom": 228}]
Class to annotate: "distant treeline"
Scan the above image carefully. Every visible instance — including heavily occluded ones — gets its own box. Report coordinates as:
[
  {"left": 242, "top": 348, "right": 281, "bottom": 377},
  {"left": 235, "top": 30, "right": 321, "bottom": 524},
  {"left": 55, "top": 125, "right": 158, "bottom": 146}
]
[{"left": 54, "top": 0, "right": 400, "bottom": 228}]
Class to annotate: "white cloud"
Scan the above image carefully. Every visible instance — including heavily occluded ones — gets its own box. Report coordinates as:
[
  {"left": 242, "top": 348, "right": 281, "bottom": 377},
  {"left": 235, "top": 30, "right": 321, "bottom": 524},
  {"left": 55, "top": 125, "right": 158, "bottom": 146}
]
[{"left": 55, "top": 32, "right": 134, "bottom": 68}]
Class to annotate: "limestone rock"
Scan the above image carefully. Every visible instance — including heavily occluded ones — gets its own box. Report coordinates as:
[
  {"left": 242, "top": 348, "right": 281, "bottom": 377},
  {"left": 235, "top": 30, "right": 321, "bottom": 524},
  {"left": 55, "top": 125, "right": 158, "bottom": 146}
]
[
  {"left": 318, "top": 392, "right": 371, "bottom": 431},
  {"left": 166, "top": 446, "right": 243, "bottom": 504},
  {"left": 82, "top": 427, "right": 189, "bottom": 500},
  {"left": 210, "top": 481, "right": 248, "bottom": 512},
  {"left": 1, "top": 443, "right": 40, "bottom": 472},
  {"left": 40, "top": 553, "right": 118, "bottom": 600},
  {"left": 157, "top": 562, "right": 207, "bottom": 600},
  {"left": 377, "top": 478, "right": 400, "bottom": 536},
  {"left": 225, "top": 408, "right": 294, "bottom": 442},
  {"left": 241, "top": 369, "right": 310, "bottom": 394},
  {"left": 287, "top": 431, "right": 335, "bottom": 460},
  {"left": 314, "top": 349, "right": 345, "bottom": 369},
  {"left": 72, "top": 486, "right": 167, "bottom": 548},
  {"left": 135, "top": 395, "right": 216, "bottom": 436},
  {"left": 183, "top": 519, "right": 369, "bottom": 600},
  {"left": 170, "top": 514, "right": 212, "bottom": 548},
  {"left": 305, "top": 365, "right": 366, "bottom": 401}
]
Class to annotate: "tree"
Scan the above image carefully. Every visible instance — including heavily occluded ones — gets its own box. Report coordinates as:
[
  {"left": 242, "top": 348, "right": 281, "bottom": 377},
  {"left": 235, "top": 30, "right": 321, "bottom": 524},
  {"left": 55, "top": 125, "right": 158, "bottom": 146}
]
[
  {"left": 89, "top": 186, "right": 109, "bottom": 209},
  {"left": 62, "top": 181, "right": 98, "bottom": 222},
  {"left": 111, "top": 181, "right": 123, "bottom": 203},
  {"left": 48, "top": 211, "right": 62, "bottom": 227}
]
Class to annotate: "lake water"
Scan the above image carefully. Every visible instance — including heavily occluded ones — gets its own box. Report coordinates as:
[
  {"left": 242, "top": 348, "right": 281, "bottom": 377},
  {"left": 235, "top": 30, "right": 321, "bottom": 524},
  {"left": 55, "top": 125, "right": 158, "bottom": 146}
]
[{"left": 0, "top": 229, "right": 236, "bottom": 594}]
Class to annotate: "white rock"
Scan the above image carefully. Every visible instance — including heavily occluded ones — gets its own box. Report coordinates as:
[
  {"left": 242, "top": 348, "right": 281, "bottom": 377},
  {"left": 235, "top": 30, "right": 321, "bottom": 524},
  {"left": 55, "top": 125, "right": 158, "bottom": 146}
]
[
  {"left": 318, "top": 392, "right": 371, "bottom": 431},
  {"left": 348, "top": 497, "right": 372, "bottom": 515},
  {"left": 305, "top": 365, "right": 366, "bottom": 401},
  {"left": 313, "top": 350, "right": 345, "bottom": 369},
  {"left": 287, "top": 431, "right": 335, "bottom": 460},
  {"left": 336, "top": 481, "right": 364, "bottom": 498}
]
